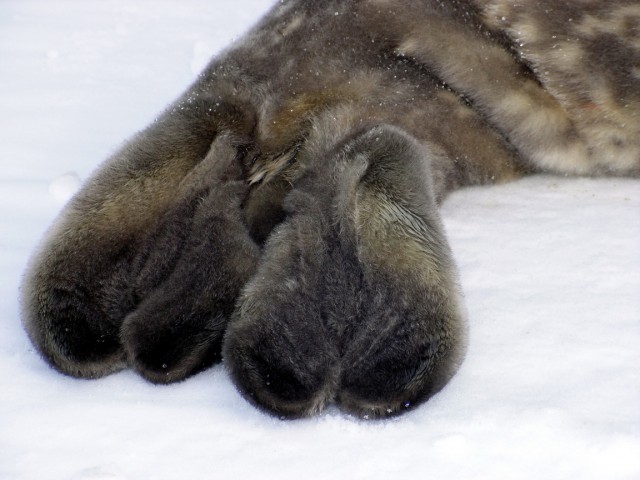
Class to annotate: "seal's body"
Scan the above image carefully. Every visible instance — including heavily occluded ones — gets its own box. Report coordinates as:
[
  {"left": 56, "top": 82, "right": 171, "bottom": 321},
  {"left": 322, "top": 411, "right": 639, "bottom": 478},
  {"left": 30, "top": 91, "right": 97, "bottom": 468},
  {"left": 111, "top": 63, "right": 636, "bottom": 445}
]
[{"left": 21, "top": 0, "right": 640, "bottom": 418}]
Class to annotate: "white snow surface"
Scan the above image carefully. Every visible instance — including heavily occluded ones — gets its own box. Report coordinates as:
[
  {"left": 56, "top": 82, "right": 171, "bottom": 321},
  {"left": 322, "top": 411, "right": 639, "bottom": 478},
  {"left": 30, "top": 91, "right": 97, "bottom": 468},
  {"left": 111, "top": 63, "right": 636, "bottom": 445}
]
[{"left": 1, "top": 1, "right": 639, "bottom": 479}]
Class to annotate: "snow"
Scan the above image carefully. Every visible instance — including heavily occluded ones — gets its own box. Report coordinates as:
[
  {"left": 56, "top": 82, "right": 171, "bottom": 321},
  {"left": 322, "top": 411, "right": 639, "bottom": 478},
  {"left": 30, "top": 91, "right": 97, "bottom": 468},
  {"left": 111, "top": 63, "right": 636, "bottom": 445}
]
[{"left": 1, "top": 1, "right": 639, "bottom": 479}]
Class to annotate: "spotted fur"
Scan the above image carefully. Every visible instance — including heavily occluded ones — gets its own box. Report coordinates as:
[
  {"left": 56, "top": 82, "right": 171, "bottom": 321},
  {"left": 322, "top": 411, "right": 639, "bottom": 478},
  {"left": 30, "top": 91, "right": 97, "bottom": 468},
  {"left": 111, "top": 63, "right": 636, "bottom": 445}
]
[{"left": 21, "top": 0, "right": 639, "bottom": 418}]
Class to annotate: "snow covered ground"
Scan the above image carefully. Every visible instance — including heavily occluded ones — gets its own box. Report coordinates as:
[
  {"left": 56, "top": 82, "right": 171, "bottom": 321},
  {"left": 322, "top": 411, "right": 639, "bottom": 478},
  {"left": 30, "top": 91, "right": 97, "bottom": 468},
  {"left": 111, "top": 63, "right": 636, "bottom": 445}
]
[{"left": 1, "top": 1, "right": 639, "bottom": 479}]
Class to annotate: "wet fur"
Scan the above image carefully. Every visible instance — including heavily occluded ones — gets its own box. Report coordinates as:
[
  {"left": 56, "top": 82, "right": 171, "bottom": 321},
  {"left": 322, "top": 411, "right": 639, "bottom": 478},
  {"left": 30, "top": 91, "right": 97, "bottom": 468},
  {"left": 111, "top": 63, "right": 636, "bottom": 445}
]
[{"left": 21, "top": 0, "right": 639, "bottom": 418}]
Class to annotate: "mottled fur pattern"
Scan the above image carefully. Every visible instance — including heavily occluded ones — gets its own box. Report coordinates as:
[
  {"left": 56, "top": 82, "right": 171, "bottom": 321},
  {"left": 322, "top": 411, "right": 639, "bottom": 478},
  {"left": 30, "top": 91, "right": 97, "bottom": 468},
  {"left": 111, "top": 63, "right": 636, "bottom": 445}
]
[{"left": 21, "top": 0, "right": 639, "bottom": 418}]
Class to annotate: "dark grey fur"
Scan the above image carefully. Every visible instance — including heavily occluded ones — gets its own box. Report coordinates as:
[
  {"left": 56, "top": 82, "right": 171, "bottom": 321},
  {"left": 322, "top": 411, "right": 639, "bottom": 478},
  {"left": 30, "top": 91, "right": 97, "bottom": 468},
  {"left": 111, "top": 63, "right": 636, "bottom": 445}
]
[
  {"left": 224, "top": 126, "right": 466, "bottom": 418},
  {"left": 20, "top": 0, "right": 639, "bottom": 418}
]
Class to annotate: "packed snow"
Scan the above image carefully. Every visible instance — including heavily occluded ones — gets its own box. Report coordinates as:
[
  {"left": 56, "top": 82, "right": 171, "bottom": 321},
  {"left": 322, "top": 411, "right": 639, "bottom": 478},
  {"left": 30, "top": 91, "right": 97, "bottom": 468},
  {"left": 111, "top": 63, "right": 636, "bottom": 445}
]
[{"left": 1, "top": 1, "right": 639, "bottom": 479}]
